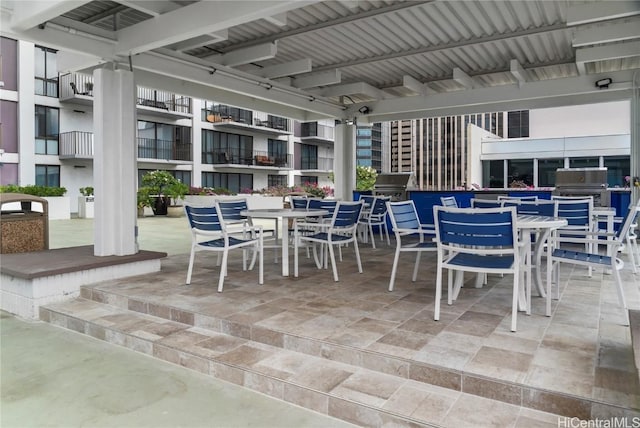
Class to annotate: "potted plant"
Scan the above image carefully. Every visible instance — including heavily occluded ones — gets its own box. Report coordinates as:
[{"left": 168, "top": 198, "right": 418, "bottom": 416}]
[
  {"left": 78, "top": 186, "right": 94, "bottom": 218},
  {"left": 137, "top": 187, "right": 152, "bottom": 217},
  {"left": 140, "top": 170, "right": 178, "bottom": 215},
  {"left": 165, "top": 181, "right": 189, "bottom": 217}
]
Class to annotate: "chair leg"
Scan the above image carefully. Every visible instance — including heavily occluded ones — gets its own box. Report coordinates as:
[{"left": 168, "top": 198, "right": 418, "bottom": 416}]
[
  {"left": 447, "top": 269, "right": 453, "bottom": 305},
  {"left": 612, "top": 261, "right": 629, "bottom": 326},
  {"left": 369, "top": 224, "right": 376, "bottom": 249},
  {"left": 388, "top": 246, "right": 402, "bottom": 291},
  {"left": 627, "top": 235, "right": 638, "bottom": 274},
  {"left": 353, "top": 238, "right": 363, "bottom": 274},
  {"left": 384, "top": 224, "right": 391, "bottom": 246},
  {"left": 434, "top": 257, "right": 443, "bottom": 321},
  {"left": 511, "top": 267, "right": 519, "bottom": 332},
  {"left": 328, "top": 243, "right": 339, "bottom": 282},
  {"left": 218, "top": 250, "right": 229, "bottom": 292},
  {"left": 258, "top": 239, "right": 264, "bottom": 285},
  {"left": 186, "top": 247, "right": 196, "bottom": 284},
  {"left": 412, "top": 252, "right": 421, "bottom": 282}
]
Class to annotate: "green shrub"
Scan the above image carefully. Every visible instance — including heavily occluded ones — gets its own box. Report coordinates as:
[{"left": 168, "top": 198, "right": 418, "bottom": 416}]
[
  {"left": 0, "top": 184, "right": 67, "bottom": 197},
  {"left": 79, "top": 186, "right": 94, "bottom": 196}
]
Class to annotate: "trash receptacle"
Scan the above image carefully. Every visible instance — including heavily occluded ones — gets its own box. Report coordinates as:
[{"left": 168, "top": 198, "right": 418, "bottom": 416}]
[{"left": 0, "top": 193, "right": 49, "bottom": 253}]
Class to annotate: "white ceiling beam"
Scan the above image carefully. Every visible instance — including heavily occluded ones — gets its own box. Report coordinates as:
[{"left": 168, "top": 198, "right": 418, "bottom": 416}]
[
  {"left": 402, "top": 75, "right": 437, "bottom": 95},
  {"left": 133, "top": 49, "right": 344, "bottom": 119},
  {"left": 169, "top": 31, "right": 229, "bottom": 52},
  {"left": 114, "top": 1, "right": 317, "bottom": 56},
  {"left": 349, "top": 69, "right": 638, "bottom": 123},
  {"left": 10, "top": 0, "right": 91, "bottom": 32},
  {"left": 293, "top": 69, "right": 342, "bottom": 89},
  {"left": 264, "top": 12, "right": 287, "bottom": 27},
  {"left": 453, "top": 68, "right": 475, "bottom": 89},
  {"left": 567, "top": 0, "right": 640, "bottom": 26},
  {"left": 204, "top": 42, "right": 278, "bottom": 67},
  {"left": 321, "top": 82, "right": 390, "bottom": 99},
  {"left": 259, "top": 59, "right": 312, "bottom": 79},
  {"left": 576, "top": 40, "right": 640, "bottom": 74},
  {"left": 115, "top": 1, "right": 180, "bottom": 17},
  {"left": 337, "top": 1, "right": 360, "bottom": 11},
  {"left": 573, "top": 18, "right": 640, "bottom": 47},
  {"left": 509, "top": 59, "right": 529, "bottom": 85}
]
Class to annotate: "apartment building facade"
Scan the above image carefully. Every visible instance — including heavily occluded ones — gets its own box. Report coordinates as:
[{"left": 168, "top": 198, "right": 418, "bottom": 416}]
[{"left": 0, "top": 38, "right": 337, "bottom": 213}]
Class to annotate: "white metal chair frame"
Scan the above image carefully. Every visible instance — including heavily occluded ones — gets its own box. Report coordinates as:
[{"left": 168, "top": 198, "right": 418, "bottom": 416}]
[
  {"left": 433, "top": 206, "right": 522, "bottom": 332},
  {"left": 184, "top": 204, "right": 264, "bottom": 292},
  {"left": 548, "top": 201, "right": 639, "bottom": 326},
  {"left": 358, "top": 196, "right": 391, "bottom": 248},
  {"left": 386, "top": 200, "right": 437, "bottom": 292},
  {"left": 440, "top": 196, "right": 459, "bottom": 208},
  {"left": 294, "top": 201, "right": 364, "bottom": 282}
]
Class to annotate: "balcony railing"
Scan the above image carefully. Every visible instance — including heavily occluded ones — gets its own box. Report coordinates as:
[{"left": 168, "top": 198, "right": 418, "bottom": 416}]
[
  {"left": 203, "top": 105, "right": 253, "bottom": 124},
  {"left": 137, "top": 138, "right": 192, "bottom": 161},
  {"left": 137, "top": 87, "right": 191, "bottom": 114},
  {"left": 59, "top": 73, "right": 94, "bottom": 99},
  {"left": 59, "top": 131, "right": 93, "bottom": 157},
  {"left": 300, "top": 156, "right": 333, "bottom": 171},
  {"left": 300, "top": 123, "right": 334, "bottom": 140},
  {"left": 204, "top": 150, "right": 292, "bottom": 167}
]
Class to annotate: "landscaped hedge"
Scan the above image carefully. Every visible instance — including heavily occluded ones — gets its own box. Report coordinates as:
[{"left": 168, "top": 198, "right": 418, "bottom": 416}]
[{"left": 0, "top": 184, "right": 67, "bottom": 197}]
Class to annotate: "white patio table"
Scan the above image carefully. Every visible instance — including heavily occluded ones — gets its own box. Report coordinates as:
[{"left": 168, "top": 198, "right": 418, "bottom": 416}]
[{"left": 241, "top": 208, "right": 328, "bottom": 276}]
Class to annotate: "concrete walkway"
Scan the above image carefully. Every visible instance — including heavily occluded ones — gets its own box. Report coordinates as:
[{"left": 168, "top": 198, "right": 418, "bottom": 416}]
[{"left": 1, "top": 217, "right": 355, "bottom": 428}]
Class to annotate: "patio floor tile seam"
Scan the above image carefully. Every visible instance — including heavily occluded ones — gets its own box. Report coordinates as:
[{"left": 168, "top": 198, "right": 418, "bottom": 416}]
[{"left": 66, "top": 289, "right": 638, "bottom": 418}]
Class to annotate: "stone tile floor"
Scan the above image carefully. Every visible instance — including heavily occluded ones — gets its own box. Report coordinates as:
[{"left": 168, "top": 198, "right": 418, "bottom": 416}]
[{"left": 42, "top": 237, "right": 640, "bottom": 425}]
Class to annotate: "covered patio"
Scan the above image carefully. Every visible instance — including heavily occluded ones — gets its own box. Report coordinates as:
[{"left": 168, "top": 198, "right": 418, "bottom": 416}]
[{"left": 31, "top": 216, "right": 640, "bottom": 426}]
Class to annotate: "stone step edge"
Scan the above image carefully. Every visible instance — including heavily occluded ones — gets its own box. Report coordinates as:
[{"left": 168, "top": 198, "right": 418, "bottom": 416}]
[
  {"left": 38, "top": 302, "right": 438, "bottom": 428},
  {"left": 79, "top": 286, "right": 628, "bottom": 420}
]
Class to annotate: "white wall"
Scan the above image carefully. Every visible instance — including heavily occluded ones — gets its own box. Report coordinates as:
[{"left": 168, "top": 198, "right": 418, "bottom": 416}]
[{"left": 529, "top": 100, "right": 630, "bottom": 138}]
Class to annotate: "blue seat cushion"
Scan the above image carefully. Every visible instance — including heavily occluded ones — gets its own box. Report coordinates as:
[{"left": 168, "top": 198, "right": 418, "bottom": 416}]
[
  {"left": 447, "top": 253, "right": 514, "bottom": 269},
  {"left": 552, "top": 249, "right": 612, "bottom": 266},
  {"left": 304, "top": 233, "right": 352, "bottom": 242},
  {"left": 198, "top": 237, "right": 251, "bottom": 248}
]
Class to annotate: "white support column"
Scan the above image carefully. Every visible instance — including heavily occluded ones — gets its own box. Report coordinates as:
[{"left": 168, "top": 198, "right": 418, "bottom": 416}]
[
  {"left": 93, "top": 66, "right": 137, "bottom": 256},
  {"left": 191, "top": 98, "right": 203, "bottom": 187},
  {"left": 17, "top": 41, "right": 35, "bottom": 185},
  {"left": 334, "top": 122, "right": 356, "bottom": 201},
  {"left": 632, "top": 73, "right": 640, "bottom": 203}
]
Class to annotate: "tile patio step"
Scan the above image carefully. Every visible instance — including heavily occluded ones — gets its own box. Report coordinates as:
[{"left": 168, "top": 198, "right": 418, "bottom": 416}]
[{"left": 40, "top": 298, "right": 561, "bottom": 428}]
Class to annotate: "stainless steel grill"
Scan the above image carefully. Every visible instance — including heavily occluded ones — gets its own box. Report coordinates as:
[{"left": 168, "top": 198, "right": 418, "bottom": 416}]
[
  {"left": 373, "top": 173, "right": 413, "bottom": 201},
  {"left": 553, "top": 167, "right": 611, "bottom": 207}
]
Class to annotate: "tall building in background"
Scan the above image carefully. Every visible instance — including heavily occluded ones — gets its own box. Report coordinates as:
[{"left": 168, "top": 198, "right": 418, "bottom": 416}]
[{"left": 355, "top": 123, "right": 382, "bottom": 172}]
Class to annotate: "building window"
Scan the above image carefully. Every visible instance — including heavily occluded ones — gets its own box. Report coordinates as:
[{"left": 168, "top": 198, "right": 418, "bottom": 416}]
[
  {"left": 569, "top": 157, "right": 599, "bottom": 168},
  {"left": 268, "top": 175, "right": 287, "bottom": 187},
  {"left": 137, "top": 121, "right": 192, "bottom": 161},
  {"left": 537, "top": 158, "right": 564, "bottom": 187},
  {"left": 507, "top": 110, "right": 529, "bottom": 138},
  {"left": 300, "top": 144, "right": 317, "bottom": 169},
  {"left": 268, "top": 139, "right": 288, "bottom": 166},
  {"left": 202, "top": 172, "right": 253, "bottom": 193},
  {"left": 35, "top": 46, "right": 58, "bottom": 97},
  {"left": 35, "top": 105, "right": 59, "bottom": 154},
  {"left": 507, "top": 159, "right": 534, "bottom": 187},
  {"left": 174, "top": 171, "right": 191, "bottom": 187},
  {"left": 604, "top": 156, "right": 630, "bottom": 187},
  {"left": 35, "top": 165, "right": 60, "bottom": 187},
  {"left": 482, "top": 160, "right": 504, "bottom": 188},
  {"left": 300, "top": 175, "right": 318, "bottom": 185},
  {"left": 201, "top": 129, "right": 253, "bottom": 165}
]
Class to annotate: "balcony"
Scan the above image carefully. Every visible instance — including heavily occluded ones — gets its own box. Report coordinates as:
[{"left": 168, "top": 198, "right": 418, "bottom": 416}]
[
  {"left": 137, "top": 138, "right": 192, "bottom": 162},
  {"left": 300, "top": 122, "right": 334, "bottom": 144},
  {"left": 59, "top": 131, "right": 94, "bottom": 159},
  {"left": 59, "top": 73, "right": 94, "bottom": 106},
  {"left": 137, "top": 88, "right": 192, "bottom": 119},
  {"left": 204, "top": 108, "right": 292, "bottom": 136},
  {"left": 298, "top": 156, "right": 334, "bottom": 172},
  {"left": 204, "top": 150, "right": 292, "bottom": 169}
]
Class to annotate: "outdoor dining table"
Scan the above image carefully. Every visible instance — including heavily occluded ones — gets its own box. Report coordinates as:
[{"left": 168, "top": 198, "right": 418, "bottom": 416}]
[
  {"left": 240, "top": 208, "right": 329, "bottom": 277},
  {"left": 516, "top": 214, "right": 568, "bottom": 316}
]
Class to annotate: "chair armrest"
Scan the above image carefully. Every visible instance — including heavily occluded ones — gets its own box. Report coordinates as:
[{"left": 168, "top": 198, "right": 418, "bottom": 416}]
[{"left": 549, "top": 235, "right": 621, "bottom": 247}]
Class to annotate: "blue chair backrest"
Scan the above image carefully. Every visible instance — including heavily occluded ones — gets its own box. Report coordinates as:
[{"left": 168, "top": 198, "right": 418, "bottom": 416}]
[
  {"left": 498, "top": 195, "right": 538, "bottom": 202},
  {"left": 504, "top": 200, "right": 556, "bottom": 216},
  {"left": 435, "top": 207, "right": 515, "bottom": 248},
  {"left": 291, "top": 197, "right": 309, "bottom": 209},
  {"left": 441, "top": 196, "right": 458, "bottom": 208},
  {"left": 308, "top": 199, "right": 337, "bottom": 218},
  {"left": 185, "top": 205, "right": 222, "bottom": 232},
  {"left": 359, "top": 195, "right": 375, "bottom": 209},
  {"left": 471, "top": 198, "right": 503, "bottom": 209},
  {"left": 388, "top": 201, "right": 420, "bottom": 230},
  {"left": 555, "top": 199, "right": 592, "bottom": 228},
  {"left": 332, "top": 201, "right": 363, "bottom": 228},
  {"left": 216, "top": 199, "right": 247, "bottom": 221},
  {"left": 371, "top": 197, "right": 389, "bottom": 216}
]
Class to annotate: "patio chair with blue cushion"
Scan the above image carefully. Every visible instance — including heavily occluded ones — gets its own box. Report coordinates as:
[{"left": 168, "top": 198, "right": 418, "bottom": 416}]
[
  {"left": 184, "top": 204, "right": 263, "bottom": 292},
  {"left": 358, "top": 196, "right": 391, "bottom": 248},
  {"left": 548, "top": 201, "right": 638, "bottom": 326},
  {"left": 294, "top": 200, "right": 364, "bottom": 282},
  {"left": 552, "top": 197, "right": 595, "bottom": 278},
  {"left": 217, "top": 197, "right": 275, "bottom": 261},
  {"left": 433, "top": 206, "right": 522, "bottom": 332},
  {"left": 440, "top": 196, "right": 458, "bottom": 208},
  {"left": 386, "top": 200, "right": 437, "bottom": 291}
]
